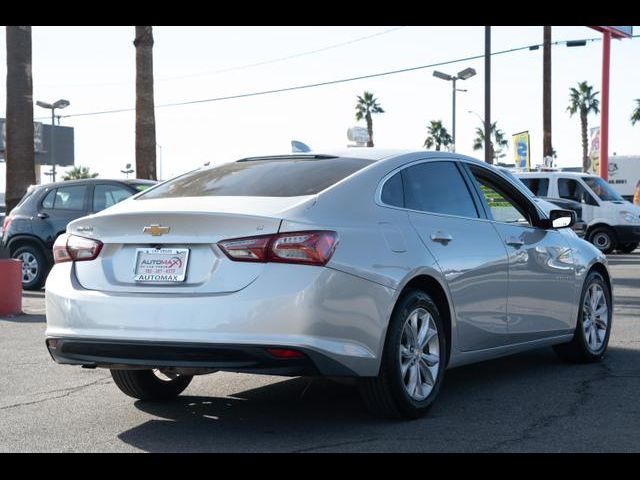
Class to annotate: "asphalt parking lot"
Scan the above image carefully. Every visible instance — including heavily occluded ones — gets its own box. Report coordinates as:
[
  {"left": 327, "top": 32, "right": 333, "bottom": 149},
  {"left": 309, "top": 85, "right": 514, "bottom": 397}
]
[{"left": 1, "top": 252, "right": 639, "bottom": 452}]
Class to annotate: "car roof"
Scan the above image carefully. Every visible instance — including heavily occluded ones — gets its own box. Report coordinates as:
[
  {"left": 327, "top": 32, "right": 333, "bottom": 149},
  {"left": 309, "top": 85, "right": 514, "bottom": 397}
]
[
  {"left": 517, "top": 171, "right": 596, "bottom": 178},
  {"left": 33, "top": 178, "right": 158, "bottom": 189}
]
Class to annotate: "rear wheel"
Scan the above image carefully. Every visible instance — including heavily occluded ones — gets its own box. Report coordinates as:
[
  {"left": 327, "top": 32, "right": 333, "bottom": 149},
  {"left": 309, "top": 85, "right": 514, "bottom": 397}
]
[
  {"left": 587, "top": 227, "right": 616, "bottom": 254},
  {"left": 359, "top": 289, "right": 446, "bottom": 419},
  {"left": 616, "top": 242, "right": 638, "bottom": 254},
  {"left": 110, "top": 369, "right": 193, "bottom": 400},
  {"left": 12, "top": 245, "right": 48, "bottom": 290},
  {"left": 553, "top": 271, "right": 612, "bottom": 363}
]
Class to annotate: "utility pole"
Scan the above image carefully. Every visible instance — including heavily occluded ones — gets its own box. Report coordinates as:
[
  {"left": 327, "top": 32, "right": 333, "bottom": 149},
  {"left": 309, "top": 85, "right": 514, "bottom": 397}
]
[
  {"left": 543, "top": 26, "right": 552, "bottom": 161},
  {"left": 484, "top": 26, "right": 493, "bottom": 164}
]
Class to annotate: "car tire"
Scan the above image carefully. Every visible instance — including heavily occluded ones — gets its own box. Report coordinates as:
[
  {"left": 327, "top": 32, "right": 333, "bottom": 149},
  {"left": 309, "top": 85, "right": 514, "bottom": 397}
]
[
  {"left": 616, "top": 242, "right": 638, "bottom": 254},
  {"left": 12, "top": 244, "right": 48, "bottom": 290},
  {"left": 359, "top": 288, "right": 447, "bottom": 419},
  {"left": 110, "top": 369, "right": 193, "bottom": 400},
  {"left": 587, "top": 227, "right": 616, "bottom": 254},
  {"left": 553, "top": 271, "right": 612, "bottom": 363}
]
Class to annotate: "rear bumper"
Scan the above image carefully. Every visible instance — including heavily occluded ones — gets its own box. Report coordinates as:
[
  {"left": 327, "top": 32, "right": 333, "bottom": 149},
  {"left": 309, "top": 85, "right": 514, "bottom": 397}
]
[
  {"left": 612, "top": 225, "right": 640, "bottom": 244},
  {"left": 45, "top": 262, "right": 396, "bottom": 377},
  {"left": 45, "top": 337, "right": 355, "bottom": 376}
]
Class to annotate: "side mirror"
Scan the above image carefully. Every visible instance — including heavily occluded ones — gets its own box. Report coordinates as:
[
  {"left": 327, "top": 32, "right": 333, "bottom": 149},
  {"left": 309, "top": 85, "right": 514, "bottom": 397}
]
[{"left": 549, "top": 209, "right": 576, "bottom": 229}]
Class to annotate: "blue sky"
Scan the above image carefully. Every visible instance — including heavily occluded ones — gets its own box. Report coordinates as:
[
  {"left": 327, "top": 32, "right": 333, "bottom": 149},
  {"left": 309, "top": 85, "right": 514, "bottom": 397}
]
[{"left": 1, "top": 26, "right": 639, "bottom": 188}]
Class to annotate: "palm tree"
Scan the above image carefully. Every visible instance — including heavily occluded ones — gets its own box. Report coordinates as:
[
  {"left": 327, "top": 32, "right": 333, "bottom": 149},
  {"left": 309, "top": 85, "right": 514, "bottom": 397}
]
[
  {"left": 62, "top": 166, "right": 98, "bottom": 180},
  {"left": 423, "top": 120, "right": 452, "bottom": 151},
  {"left": 355, "top": 91, "right": 384, "bottom": 147},
  {"left": 631, "top": 99, "right": 640, "bottom": 126},
  {"left": 4, "top": 26, "right": 36, "bottom": 213},
  {"left": 134, "top": 26, "right": 157, "bottom": 180},
  {"left": 567, "top": 81, "right": 600, "bottom": 173},
  {"left": 473, "top": 121, "right": 508, "bottom": 161}
]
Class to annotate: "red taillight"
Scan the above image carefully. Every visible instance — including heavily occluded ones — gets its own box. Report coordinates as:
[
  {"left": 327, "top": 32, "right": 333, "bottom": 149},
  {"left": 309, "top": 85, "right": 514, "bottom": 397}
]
[
  {"left": 266, "top": 348, "right": 304, "bottom": 358},
  {"left": 218, "top": 230, "right": 338, "bottom": 266},
  {"left": 53, "top": 233, "right": 103, "bottom": 264},
  {"left": 2, "top": 215, "right": 13, "bottom": 231}
]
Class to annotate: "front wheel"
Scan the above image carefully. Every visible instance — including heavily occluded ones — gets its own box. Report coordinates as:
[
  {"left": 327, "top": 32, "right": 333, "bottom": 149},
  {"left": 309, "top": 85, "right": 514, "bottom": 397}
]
[
  {"left": 588, "top": 227, "right": 616, "bottom": 254},
  {"left": 12, "top": 245, "right": 48, "bottom": 290},
  {"left": 359, "top": 289, "right": 447, "bottom": 419},
  {"left": 110, "top": 369, "right": 193, "bottom": 400},
  {"left": 553, "top": 271, "right": 612, "bottom": 363}
]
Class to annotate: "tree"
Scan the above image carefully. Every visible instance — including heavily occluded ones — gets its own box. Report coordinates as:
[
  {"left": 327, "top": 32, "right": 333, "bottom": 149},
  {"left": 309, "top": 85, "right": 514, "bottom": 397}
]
[
  {"left": 355, "top": 91, "right": 384, "bottom": 147},
  {"left": 62, "top": 166, "right": 98, "bottom": 180},
  {"left": 473, "top": 121, "right": 508, "bottom": 161},
  {"left": 134, "top": 26, "right": 156, "bottom": 180},
  {"left": 567, "top": 81, "right": 599, "bottom": 173},
  {"left": 4, "top": 26, "right": 35, "bottom": 213},
  {"left": 423, "top": 120, "right": 452, "bottom": 151},
  {"left": 631, "top": 99, "right": 640, "bottom": 126}
]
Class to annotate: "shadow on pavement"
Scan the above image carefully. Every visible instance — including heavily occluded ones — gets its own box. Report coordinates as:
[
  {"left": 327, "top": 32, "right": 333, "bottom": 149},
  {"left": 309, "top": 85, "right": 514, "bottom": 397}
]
[
  {"left": 0, "top": 313, "right": 46, "bottom": 323},
  {"left": 117, "top": 346, "right": 640, "bottom": 452}
]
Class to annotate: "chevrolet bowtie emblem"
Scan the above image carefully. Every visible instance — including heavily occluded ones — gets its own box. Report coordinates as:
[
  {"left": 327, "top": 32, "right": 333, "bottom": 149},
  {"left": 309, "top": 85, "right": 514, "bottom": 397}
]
[{"left": 143, "top": 224, "right": 170, "bottom": 236}]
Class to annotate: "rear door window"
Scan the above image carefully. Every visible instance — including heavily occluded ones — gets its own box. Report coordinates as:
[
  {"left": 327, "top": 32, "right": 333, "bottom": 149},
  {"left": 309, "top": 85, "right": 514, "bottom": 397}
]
[
  {"left": 402, "top": 161, "right": 479, "bottom": 218},
  {"left": 93, "top": 184, "right": 133, "bottom": 211},
  {"left": 520, "top": 178, "right": 549, "bottom": 196}
]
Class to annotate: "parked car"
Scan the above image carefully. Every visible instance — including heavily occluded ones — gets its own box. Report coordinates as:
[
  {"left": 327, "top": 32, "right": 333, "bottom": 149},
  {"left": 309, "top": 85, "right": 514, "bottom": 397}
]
[
  {"left": 518, "top": 171, "right": 640, "bottom": 254},
  {"left": 45, "top": 150, "right": 612, "bottom": 418},
  {"left": 2, "top": 178, "right": 157, "bottom": 289}
]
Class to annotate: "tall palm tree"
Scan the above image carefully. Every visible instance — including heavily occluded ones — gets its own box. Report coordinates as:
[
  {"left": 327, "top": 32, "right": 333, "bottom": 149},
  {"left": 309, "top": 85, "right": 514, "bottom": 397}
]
[
  {"left": 134, "top": 26, "right": 156, "bottom": 180},
  {"left": 4, "top": 26, "right": 36, "bottom": 213},
  {"left": 473, "top": 121, "right": 508, "bottom": 161},
  {"left": 423, "top": 120, "right": 452, "bottom": 151},
  {"left": 567, "top": 81, "right": 599, "bottom": 173},
  {"left": 631, "top": 99, "right": 640, "bottom": 126},
  {"left": 355, "top": 91, "right": 384, "bottom": 147}
]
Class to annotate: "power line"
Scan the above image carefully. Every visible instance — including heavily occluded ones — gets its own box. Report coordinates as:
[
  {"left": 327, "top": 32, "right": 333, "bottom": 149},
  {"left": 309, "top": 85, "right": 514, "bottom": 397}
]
[
  {"left": 41, "top": 35, "right": 637, "bottom": 120},
  {"left": 41, "top": 26, "right": 407, "bottom": 89}
]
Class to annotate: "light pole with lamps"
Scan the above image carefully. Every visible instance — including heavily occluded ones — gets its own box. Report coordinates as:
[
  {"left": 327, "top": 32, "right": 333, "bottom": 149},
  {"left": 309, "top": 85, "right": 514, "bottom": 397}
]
[
  {"left": 36, "top": 99, "right": 70, "bottom": 183},
  {"left": 433, "top": 68, "right": 476, "bottom": 152}
]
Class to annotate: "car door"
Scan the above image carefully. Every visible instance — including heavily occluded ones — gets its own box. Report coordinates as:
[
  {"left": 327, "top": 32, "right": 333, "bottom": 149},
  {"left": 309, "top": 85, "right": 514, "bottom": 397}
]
[
  {"left": 400, "top": 160, "right": 510, "bottom": 351},
  {"left": 91, "top": 183, "right": 137, "bottom": 214},
  {"left": 38, "top": 184, "right": 90, "bottom": 248},
  {"left": 465, "top": 165, "right": 576, "bottom": 342},
  {"left": 557, "top": 177, "right": 599, "bottom": 225}
]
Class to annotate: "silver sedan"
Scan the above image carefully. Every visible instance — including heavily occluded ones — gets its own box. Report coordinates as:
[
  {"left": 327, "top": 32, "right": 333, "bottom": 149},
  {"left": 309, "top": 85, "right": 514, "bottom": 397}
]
[{"left": 45, "top": 150, "right": 612, "bottom": 418}]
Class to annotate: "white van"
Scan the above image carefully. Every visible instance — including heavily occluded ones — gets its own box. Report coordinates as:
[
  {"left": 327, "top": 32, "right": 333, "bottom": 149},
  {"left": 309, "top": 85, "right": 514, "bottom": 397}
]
[{"left": 517, "top": 171, "right": 640, "bottom": 254}]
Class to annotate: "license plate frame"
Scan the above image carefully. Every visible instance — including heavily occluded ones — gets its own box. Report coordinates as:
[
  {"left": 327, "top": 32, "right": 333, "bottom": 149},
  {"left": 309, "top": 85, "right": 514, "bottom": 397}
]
[{"left": 133, "top": 247, "right": 190, "bottom": 283}]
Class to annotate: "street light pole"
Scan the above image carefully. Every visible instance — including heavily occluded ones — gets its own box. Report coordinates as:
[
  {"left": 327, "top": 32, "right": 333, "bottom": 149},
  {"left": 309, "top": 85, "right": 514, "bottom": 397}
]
[
  {"left": 434, "top": 67, "right": 476, "bottom": 153},
  {"left": 36, "top": 99, "right": 70, "bottom": 183}
]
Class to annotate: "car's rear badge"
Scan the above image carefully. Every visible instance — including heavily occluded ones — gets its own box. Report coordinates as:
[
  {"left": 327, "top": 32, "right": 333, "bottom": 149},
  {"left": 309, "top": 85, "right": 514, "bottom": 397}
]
[{"left": 143, "top": 224, "right": 170, "bottom": 236}]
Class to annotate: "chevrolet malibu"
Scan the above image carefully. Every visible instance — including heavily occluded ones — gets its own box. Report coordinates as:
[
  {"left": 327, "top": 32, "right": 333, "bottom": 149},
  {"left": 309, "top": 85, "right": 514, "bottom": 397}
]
[{"left": 45, "top": 150, "right": 612, "bottom": 418}]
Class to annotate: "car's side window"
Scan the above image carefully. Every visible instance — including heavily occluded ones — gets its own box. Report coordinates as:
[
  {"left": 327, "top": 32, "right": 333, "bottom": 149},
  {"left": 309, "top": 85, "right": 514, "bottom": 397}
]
[
  {"left": 380, "top": 172, "right": 404, "bottom": 208},
  {"left": 401, "top": 161, "right": 479, "bottom": 218},
  {"left": 41, "top": 189, "right": 56, "bottom": 209},
  {"left": 470, "top": 169, "right": 532, "bottom": 226},
  {"left": 521, "top": 178, "right": 549, "bottom": 196},
  {"left": 558, "top": 178, "right": 598, "bottom": 206},
  {"left": 51, "top": 185, "right": 87, "bottom": 210},
  {"left": 93, "top": 184, "right": 133, "bottom": 212}
]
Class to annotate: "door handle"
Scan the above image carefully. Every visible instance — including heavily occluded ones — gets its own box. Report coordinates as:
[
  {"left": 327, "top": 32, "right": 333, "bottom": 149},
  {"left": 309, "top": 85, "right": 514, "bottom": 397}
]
[
  {"left": 506, "top": 236, "right": 524, "bottom": 247},
  {"left": 430, "top": 231, "right": 453, "bottom": 244},
  {"left": 37, "top": 212, "right": 49, "bottom": 219}
]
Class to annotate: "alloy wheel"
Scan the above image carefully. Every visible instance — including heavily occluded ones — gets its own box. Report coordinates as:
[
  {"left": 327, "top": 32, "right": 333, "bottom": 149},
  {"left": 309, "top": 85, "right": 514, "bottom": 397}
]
[
  {"left": 583, "top": 283, "right": 608, "bottom": 352},
  {"left": 399, "top": 308, "right": 440, "bottom": 401}
]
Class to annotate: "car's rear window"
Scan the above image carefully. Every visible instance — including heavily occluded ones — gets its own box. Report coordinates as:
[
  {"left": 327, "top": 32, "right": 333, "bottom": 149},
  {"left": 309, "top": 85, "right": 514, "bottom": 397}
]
[{"left": 139, "top": 156, "right": 373, "bottom": 199}]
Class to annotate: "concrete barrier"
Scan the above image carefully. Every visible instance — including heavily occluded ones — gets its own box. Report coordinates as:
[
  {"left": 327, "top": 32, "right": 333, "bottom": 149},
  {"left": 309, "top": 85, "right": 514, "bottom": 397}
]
[{"left": 0, "top": 259, "right": 22, "bottom": 315}]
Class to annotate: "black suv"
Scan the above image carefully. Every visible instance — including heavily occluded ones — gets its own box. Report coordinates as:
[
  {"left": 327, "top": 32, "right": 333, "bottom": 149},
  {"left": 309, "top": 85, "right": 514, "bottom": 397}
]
[{"left": 1, "top": 178, "right": 156, "bottom": 290}]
